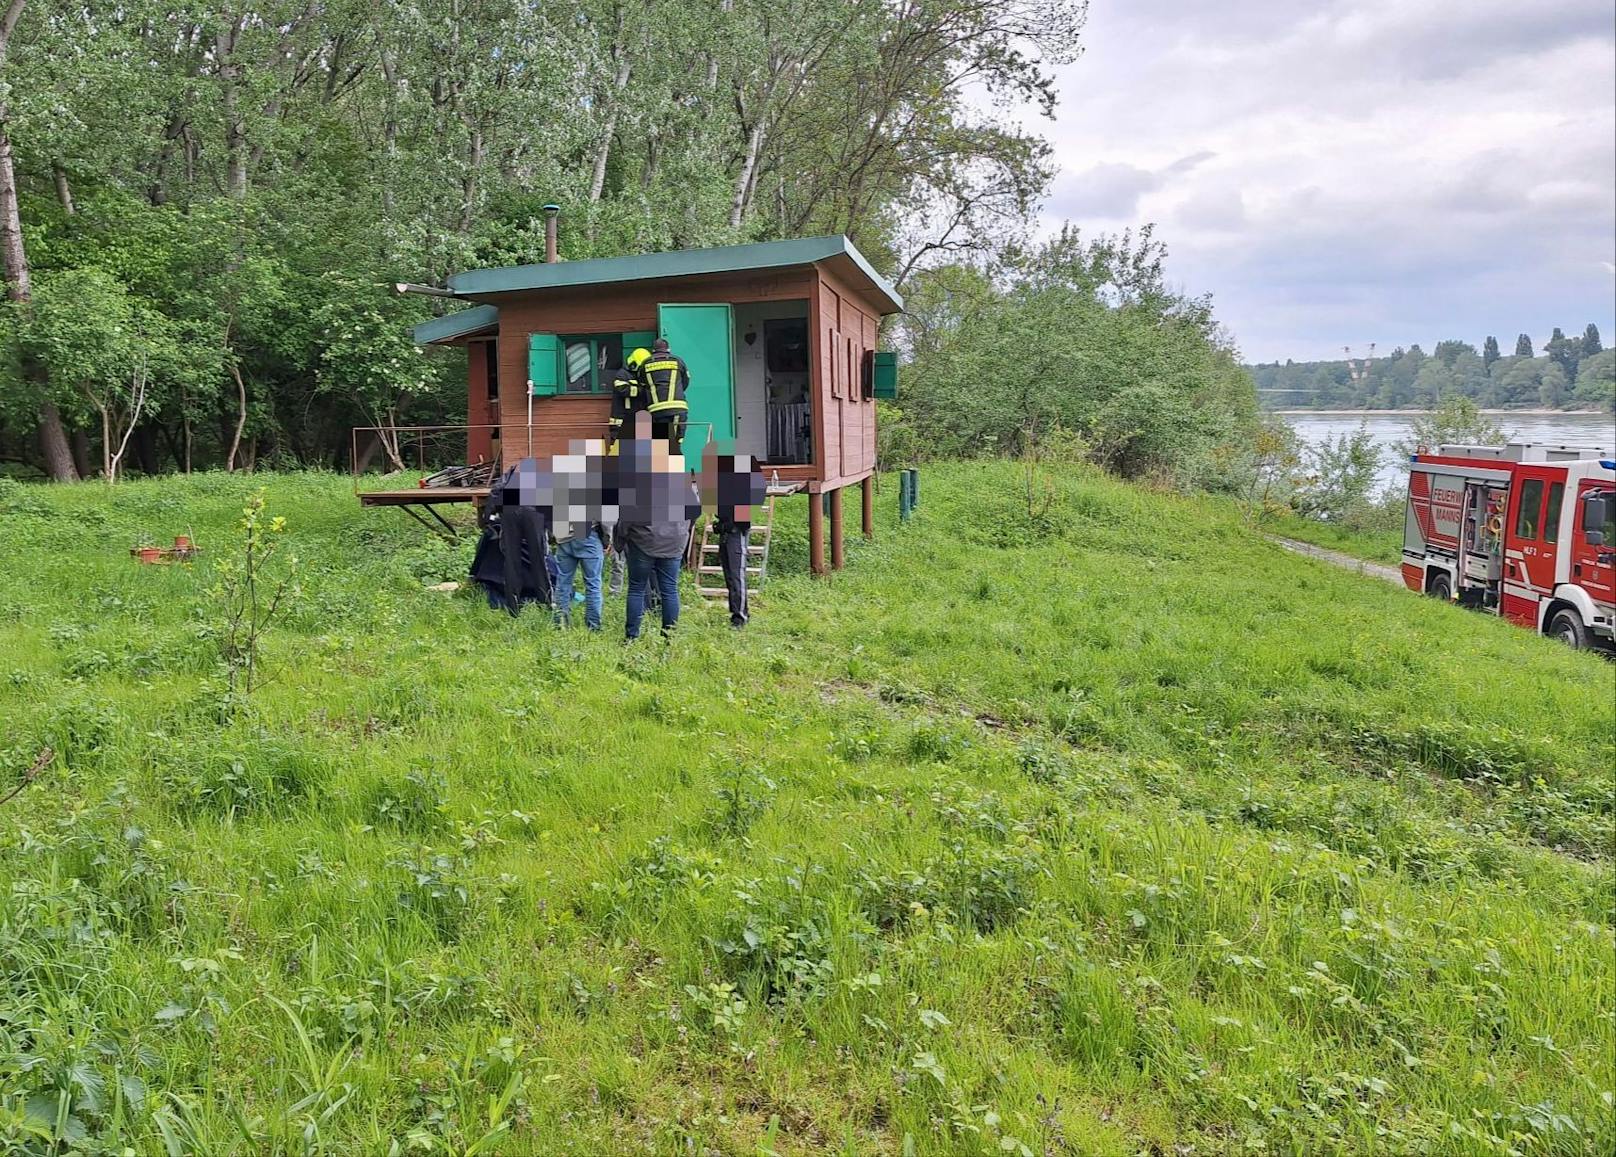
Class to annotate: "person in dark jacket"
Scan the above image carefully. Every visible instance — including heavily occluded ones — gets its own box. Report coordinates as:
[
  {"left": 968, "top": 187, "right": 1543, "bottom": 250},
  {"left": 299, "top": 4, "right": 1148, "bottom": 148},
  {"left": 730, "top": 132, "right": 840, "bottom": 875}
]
[
  {"left": 615, "top": 422, "right": 700, "bottom": 639},
  {"left": 469, "top": 512, "right": 546, "bottom": 611},
  {"left": 489, "top": 456, "right": 552, "bottom": 616},
  {"left": 700, "top": 446, "right": 768, "bottom": 628},
  {"left": 634, "top": 338, "right": 690, "bottom": 455},
  {"left": 607, "top": 353, "right": 646, "bottom": 449}
]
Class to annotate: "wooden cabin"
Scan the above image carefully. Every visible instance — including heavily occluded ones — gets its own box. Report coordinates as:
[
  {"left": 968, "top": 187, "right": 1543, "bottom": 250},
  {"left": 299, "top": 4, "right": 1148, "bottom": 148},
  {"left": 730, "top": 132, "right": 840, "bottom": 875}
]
[{"left": 411, "top": 234, "right": 903, "bottom": 572}]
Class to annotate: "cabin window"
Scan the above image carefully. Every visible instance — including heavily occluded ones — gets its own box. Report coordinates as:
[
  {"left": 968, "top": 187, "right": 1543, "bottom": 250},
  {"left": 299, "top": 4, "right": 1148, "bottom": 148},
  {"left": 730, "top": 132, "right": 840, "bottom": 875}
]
[
  {"left": 1543, "top": 482, "right": 1564, "bottom": 543},
  {"left": 1514, "top": 478, "right": 1545, "bottom": 541},
  {"left": 559, "top": 334, "right": 625, "bottom": 394}
]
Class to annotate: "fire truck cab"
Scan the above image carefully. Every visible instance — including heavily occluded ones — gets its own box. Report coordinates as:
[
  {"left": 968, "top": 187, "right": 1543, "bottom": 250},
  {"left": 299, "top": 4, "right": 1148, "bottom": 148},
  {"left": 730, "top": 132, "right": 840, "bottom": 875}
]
[{"left": 1402, "top": 443, "right": 1616, "bottom": 651}]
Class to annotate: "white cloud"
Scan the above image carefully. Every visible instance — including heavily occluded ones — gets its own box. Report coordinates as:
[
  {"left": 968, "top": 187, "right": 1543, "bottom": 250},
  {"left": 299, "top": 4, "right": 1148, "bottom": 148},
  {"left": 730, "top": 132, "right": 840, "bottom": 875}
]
[{"left": 1024, "top": 0, "right": 1616, "bottom": 360}]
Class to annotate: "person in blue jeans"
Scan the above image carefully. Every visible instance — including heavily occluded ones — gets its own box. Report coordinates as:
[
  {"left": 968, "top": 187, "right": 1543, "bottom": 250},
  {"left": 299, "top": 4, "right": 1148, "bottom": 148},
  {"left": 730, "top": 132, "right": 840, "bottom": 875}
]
[
  {"left": 551, "top": 522, "right": 606, "bottom": 630},
  {"left": 614, "top": 415, "right": 698, "bottom": 639},
  {"left": 622, "top": 536, "right": 683, "bottom": 639}
]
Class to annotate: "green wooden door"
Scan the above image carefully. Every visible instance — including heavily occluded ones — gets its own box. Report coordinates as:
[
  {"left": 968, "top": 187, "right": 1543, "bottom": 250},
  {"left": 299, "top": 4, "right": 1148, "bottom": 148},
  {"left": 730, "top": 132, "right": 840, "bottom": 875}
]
[{"left": 657, "top": 303, "right": 735, "bottom": 461}]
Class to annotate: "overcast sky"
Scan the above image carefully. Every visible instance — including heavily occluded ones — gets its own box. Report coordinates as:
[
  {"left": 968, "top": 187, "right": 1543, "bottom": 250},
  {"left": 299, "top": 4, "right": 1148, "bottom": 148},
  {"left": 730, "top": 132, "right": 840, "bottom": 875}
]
[{"left": 1030, "top": 0, "right": 1616, "bottom": 363}]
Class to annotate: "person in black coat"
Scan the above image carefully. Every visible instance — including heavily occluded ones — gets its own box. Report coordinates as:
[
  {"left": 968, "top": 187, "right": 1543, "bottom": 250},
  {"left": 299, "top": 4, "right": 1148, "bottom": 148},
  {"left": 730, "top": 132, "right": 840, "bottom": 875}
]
[
  {"left": 700, "top": 447, "right": 768, "bottom": 628},
  {"left": 487, "top": 457, "right": 552, "bottom": 616}
]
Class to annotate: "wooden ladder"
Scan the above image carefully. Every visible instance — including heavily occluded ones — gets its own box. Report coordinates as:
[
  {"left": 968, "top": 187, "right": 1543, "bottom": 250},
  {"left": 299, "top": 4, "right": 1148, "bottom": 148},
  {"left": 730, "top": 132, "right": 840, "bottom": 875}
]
[{"left": 693, "top": 480, "right": 801, "bottom": 599}]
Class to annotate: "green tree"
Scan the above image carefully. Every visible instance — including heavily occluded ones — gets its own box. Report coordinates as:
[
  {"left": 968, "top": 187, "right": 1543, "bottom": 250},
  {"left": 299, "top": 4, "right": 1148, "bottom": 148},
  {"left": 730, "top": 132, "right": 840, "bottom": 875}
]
[
  {"left": 9, "top": 267, "right": 179, "bottom": 482},
  {"left": 1495, "top": 358, "right": 1549, "bottom": 407},
  {"left": 1582, "top": 323, "right": 1602, "bottom": 356},
  {"left": 312, "top": 275, "right": 448, "bottom": 472},
  {"left": 1238, "top": 417, "right": 1303, "bottom": 522},
  {"left": 896, "top": 226, "right": 1256, "bottom": 486},
  {"left": 1515, "top": 333, "right": 1534, "bottom": 357},
  {"left": 1293, "top": 425, "right": 1379, "bottom": 523},
  {"left": 1451, "top": 350, "right": 1488, "bottom": 399},
  {"left": 1545, "top": 326, "right": 1579, "bottom": 383},
  {"left": 1482, "top": 335, "right": 1501, "bottom": 370},
  {"left": 1412, "top": 361, "right": 1459, "bottom": 406},
  {"left": 1573, "top": 349, "right": 1614, "bottom": 412},
  {"left": 1394, "top": 395, "right": 1506, "bottom": 459},
  {"left": 0, "top": 0, "right": 81, "bottom": 479},
  {"left": 1433, "top": 339, "right": 1474, "bottom": 368},
  {"left": 1537, "top": 362, "right": 1568, "bottom": 408}
]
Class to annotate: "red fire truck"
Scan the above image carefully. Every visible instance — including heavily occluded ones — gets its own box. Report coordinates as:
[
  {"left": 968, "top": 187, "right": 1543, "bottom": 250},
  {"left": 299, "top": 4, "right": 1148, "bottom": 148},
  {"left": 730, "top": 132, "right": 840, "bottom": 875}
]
[{"left": 1402, "top": 443, "right": 1616, "bottom": 650}]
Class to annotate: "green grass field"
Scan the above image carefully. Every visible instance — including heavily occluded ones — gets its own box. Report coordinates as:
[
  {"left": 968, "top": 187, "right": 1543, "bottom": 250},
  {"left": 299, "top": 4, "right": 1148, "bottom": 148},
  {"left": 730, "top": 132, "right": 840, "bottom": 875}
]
[{"left": 0, "top": 463, "right": 1611, "bottom": 1155}]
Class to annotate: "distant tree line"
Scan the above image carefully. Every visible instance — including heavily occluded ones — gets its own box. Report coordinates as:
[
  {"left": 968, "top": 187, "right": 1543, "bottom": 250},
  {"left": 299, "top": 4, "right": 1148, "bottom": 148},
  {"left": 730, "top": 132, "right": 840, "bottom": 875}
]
[
  {"left": 1250, "top": 324, "right": 1614, "bottom": 412},
  {"left": 0, "top": 0, "right": 1085, "bottom": 481}
]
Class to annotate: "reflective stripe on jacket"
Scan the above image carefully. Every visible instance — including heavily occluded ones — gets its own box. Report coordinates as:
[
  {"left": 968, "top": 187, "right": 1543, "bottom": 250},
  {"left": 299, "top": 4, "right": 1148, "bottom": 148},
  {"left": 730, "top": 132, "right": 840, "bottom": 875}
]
[
  {"left": 640, "top": 355, "right": 690, "bottom": 414},
  {"left": 609, "top": 370, "right": 639, "bottom": 429}
]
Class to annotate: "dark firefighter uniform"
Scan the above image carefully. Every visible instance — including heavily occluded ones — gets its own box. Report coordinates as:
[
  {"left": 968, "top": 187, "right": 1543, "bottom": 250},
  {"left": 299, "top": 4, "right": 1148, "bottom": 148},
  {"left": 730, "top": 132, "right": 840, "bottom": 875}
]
[
  {"left": 607, "top": 363, "right": 640, "bottom": 448},
  {"left": 636, "top": 342, "right": 690, "bottom": 455}
]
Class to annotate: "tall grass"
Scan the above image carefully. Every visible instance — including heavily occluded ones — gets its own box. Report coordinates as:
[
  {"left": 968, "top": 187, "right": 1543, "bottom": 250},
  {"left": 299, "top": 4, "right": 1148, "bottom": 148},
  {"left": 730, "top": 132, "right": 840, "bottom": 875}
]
[{"left": 0, "top": 464, "right": 1609, "bottom": 1154}]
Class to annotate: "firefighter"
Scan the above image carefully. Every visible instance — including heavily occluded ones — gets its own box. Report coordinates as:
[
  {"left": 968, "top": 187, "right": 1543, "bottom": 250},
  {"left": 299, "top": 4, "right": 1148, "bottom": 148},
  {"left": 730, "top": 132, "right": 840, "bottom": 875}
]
[
  {"left": 610, "top": 349, "right": 650, "bottom": 450},
  {"left": 635, "top": 338, "right": 690, "bottom": 455},
  {"left": 603, "top": 357, "right": 645, "bottom": 595}
]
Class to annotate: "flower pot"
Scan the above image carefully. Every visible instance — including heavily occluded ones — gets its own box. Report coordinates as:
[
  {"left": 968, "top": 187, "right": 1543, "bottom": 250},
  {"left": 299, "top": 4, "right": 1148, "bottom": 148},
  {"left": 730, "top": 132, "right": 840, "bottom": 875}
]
[
  {"left": 137, "top": 547, "right": 163, "bottom": 564},
  {"left": 174, "top": 535, "right": 192, "bottom": 550}
]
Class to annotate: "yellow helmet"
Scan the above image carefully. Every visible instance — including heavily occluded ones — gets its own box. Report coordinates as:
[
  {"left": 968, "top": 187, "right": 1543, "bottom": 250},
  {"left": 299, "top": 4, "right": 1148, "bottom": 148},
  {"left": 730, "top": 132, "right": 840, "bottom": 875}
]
[{"left": 626, "top": 347, "right": 651, "bottom": 371}]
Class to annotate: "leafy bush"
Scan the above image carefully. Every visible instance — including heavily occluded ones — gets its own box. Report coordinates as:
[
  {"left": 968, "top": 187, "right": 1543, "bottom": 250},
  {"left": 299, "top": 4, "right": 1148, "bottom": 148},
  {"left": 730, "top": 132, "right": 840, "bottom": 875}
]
[
  {"left": 896, "top": 228, "right": 1259, "bottom": 488},
  {"left": 706, "top": 877, "right": 844, "bottom": 1004}
]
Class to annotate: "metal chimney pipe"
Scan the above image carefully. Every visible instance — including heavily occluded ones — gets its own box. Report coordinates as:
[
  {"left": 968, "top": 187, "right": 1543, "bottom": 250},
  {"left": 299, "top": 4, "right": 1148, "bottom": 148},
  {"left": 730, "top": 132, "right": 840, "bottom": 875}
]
[{"left": 543, "top": 203, "right": 560, "bottom": 263}]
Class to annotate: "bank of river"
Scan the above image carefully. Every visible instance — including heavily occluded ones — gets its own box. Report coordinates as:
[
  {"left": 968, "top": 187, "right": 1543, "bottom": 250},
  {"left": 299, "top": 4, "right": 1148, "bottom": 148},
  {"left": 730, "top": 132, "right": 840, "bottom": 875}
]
[{"left": 1275, "top": 409, "right": 1615, "bottom": 490}]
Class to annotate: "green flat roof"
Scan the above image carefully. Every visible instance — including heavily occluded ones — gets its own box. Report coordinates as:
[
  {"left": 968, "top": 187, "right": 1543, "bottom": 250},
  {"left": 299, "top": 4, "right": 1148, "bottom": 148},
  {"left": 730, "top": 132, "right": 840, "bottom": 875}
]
[
  {"left": 412, "top": 303, "right": 500, "bottom": 345},
  {"left": 446, "top": 234, "right": 903, "bottom": 314}
]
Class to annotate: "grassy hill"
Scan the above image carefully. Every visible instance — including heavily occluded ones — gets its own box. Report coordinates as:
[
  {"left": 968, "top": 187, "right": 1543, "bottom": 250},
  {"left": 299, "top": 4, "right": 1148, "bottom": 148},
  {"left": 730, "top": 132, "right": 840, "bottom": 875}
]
[{"left": 0, "top": 463, "right": 1610, "bottom": 1155}]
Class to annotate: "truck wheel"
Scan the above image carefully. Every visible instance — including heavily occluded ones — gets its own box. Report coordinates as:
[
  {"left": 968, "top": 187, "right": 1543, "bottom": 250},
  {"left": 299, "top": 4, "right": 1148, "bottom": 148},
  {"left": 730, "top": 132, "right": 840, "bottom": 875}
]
[
  {"left": 1548, "top": 608, "right": 1590, "bottom": 650},
  {"left": 1426, "top": 571, "right": 1451, "bottom": 600}
]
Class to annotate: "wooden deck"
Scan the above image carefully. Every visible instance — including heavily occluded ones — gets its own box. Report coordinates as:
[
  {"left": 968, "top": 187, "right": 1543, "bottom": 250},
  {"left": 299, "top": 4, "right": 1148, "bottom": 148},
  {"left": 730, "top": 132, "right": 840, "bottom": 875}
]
[
  {"left": 356, "top": 486, "right": 487, "bottom": 536},
  {"left": 356, "top": 486, "right": 488, "bottom": 506}
]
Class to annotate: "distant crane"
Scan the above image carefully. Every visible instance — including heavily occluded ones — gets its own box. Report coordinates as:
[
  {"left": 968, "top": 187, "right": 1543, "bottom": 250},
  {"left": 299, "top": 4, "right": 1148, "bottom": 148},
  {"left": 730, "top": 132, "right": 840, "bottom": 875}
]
[{"left": 1341, "top": 343, "right": 1378, "bottom": 381}]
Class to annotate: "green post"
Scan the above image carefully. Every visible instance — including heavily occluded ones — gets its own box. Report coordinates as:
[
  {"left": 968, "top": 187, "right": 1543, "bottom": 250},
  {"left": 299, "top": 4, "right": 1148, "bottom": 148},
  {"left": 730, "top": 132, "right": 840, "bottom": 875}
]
[
  {"left": 908, "top": 468, "right": 919, "bottom": 509},
  {"left": 899, "top": 471, "right": 912, "bottom": 522}
]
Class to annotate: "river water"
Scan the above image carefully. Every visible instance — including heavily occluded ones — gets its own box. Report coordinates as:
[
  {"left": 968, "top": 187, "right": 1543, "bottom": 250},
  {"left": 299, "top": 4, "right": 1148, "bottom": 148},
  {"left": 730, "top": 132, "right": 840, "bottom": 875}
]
[{"left": 1277, "top": 410, "right": 1616, "bottom": 492}]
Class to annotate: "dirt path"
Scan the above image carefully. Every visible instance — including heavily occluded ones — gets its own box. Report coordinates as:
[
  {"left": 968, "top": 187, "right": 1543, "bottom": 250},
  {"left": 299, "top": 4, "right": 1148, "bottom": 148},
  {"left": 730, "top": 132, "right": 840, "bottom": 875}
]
[{"left": 1270, "top": 537, "right": 1403, "bottom": 585}]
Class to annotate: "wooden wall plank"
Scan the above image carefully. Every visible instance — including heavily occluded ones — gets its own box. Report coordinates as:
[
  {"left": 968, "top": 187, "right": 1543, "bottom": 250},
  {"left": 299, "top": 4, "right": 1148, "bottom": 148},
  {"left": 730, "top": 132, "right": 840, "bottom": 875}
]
[{"left": 815, "top": 262, "right": 881, "bottom": 481}]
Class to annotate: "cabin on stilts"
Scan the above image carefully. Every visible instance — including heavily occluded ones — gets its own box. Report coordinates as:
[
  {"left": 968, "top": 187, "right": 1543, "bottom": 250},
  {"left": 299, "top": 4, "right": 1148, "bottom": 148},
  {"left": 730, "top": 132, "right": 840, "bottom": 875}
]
[{"left": 375, "top": 233, "right": 903, "bottom": 574}]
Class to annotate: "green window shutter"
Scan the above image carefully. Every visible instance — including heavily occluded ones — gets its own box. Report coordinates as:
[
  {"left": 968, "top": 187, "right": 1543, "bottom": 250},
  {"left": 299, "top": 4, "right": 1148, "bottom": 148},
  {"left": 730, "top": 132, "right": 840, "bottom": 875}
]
[
  {"left": 872, "top": 350, "right": 898, "bottom": 399},
  {"left": 528, "top": 333, "right": 562, "bottom": 395}
]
